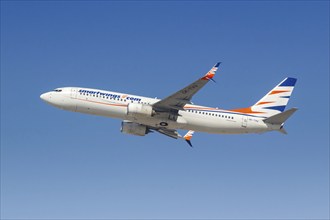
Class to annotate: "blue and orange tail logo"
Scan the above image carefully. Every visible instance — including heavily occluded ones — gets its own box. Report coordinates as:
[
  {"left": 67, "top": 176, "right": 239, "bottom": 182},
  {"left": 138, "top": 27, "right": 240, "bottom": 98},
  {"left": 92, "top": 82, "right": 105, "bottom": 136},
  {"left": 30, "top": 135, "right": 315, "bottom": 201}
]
[{"left": 231, "top": 77, "right": 297, "bottom": 117}]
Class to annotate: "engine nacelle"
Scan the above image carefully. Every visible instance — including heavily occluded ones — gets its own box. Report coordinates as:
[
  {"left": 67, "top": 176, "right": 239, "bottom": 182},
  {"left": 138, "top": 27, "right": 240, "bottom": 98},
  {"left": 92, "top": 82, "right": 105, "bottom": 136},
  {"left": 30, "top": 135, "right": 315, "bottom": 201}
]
[
  {"left": 121, "top": 120, "right": 149, "bottom": 136},
  {"left": 127, "top": 103, "right": 154, "bottom": 117}
]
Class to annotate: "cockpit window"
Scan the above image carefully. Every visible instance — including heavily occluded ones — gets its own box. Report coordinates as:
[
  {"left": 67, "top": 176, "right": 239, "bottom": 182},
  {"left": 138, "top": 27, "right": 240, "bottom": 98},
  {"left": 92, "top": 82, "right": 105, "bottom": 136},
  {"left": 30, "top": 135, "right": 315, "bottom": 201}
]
[{"left": 53, "top": 89, "right": 62, "bottom": 92}]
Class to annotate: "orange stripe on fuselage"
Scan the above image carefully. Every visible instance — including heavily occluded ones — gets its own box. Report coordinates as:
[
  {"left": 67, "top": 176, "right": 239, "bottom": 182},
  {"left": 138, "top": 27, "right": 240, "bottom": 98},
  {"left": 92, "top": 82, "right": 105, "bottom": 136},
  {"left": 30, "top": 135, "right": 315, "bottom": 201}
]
[
  {"left": 184, "top": 106, "right": 217, "bottom": 111},
  {"left": 76, "top": 98, "right": 128, "bottom": 108},
  {"left": 230, "top": 107, "right": 264, "bottom": 114}
]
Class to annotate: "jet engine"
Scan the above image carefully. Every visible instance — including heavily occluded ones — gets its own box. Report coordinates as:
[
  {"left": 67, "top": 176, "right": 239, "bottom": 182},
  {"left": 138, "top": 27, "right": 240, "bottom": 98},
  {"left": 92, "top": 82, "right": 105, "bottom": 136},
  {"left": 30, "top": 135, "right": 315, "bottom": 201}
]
[
  {"left": 121, "top": 120, "right": 149, "bottom": 136},
  {"left": 127, "top": 103, "right": 154, "bottom": 117}
]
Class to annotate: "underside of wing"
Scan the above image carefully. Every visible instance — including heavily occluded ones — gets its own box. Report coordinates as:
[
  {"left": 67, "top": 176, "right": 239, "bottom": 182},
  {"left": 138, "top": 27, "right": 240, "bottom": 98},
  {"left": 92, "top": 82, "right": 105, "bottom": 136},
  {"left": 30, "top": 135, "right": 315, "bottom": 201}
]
[
  {"left": 121, "top": 120, "right": 195, "bottom": 147},
  {"left": 152, "top": 127, "right": 182, "bottom": 139},
  {"left": 151, "top": 127, "right": 195, "bottom": 147},
  {"left": 152, "top": 62, "right": 221, "bottom": 112}
]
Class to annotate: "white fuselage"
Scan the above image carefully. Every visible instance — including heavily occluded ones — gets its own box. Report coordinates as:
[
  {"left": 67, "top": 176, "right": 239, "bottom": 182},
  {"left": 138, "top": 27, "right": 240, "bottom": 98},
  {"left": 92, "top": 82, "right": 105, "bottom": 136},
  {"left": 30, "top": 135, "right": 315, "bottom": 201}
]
[{"left": 40, "top": 87, "right": 278, "bottom": 134}]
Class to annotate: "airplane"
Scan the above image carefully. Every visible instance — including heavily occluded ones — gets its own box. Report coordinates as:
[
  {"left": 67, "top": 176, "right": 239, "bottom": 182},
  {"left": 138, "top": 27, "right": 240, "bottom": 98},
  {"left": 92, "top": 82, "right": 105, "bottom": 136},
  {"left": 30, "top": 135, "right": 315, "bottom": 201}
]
[{"left": 40, "top": 63, "right": 298, "bottom": 147}]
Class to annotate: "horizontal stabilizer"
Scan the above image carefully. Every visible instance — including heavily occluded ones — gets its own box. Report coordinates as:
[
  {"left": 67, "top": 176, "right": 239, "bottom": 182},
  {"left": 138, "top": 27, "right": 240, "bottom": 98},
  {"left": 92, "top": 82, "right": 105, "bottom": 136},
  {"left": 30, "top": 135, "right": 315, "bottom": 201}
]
[{"left": 263, "top": 107, "right": 298, "bottom": 124}]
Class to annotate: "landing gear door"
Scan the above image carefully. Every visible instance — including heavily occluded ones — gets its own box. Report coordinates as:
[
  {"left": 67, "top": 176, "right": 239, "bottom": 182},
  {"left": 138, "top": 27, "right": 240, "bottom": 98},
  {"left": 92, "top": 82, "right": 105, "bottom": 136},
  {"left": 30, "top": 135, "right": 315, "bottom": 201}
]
[
  {"left": 242, "top": 116, "right": 248, "bottom": 128},
  {"left": 71, "top": 88, "right": 77, "bottom": 99}
]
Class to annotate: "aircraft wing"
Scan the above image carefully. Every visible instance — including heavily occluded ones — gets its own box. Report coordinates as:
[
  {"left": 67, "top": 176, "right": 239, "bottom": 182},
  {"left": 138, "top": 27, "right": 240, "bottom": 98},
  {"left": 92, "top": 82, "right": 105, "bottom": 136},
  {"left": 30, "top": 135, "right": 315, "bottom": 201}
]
[
  {"left": 152, "top": 62, "right": 221, "bottom": 112},
  {"left": 151, "top": 127, "right": 195, "bottom": 147},
  {"left": 152, "top": 127, "right": 182, "bottom": 139}
]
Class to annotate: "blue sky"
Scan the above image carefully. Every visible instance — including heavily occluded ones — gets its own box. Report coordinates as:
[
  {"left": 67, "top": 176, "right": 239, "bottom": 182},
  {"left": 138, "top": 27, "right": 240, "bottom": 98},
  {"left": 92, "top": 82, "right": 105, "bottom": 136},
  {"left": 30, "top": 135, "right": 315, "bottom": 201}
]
[{"left": 1, "top": 1, "right": 329, "bottom": 219}]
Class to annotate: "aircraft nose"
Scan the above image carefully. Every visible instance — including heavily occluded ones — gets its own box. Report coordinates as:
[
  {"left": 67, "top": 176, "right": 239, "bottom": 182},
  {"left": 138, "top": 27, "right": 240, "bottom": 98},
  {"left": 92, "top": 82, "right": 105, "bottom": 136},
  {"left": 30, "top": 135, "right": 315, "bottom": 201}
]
[
  {"left": 40, "top": 92, "right": 51, "bottom": 102},
  {"left": 40, "top": 93, "right": 46, "bottom": 100}
]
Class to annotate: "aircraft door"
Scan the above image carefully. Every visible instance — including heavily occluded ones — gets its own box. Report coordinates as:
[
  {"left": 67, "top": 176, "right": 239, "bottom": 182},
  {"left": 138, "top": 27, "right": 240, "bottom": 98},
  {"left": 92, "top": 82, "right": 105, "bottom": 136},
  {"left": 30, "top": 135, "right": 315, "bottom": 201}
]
[
  {"left": 242, "top": 116, "right": 248, "bottom": 128},
  {"left": 71, "top": 88, "right": 77, "bottom": 99}
]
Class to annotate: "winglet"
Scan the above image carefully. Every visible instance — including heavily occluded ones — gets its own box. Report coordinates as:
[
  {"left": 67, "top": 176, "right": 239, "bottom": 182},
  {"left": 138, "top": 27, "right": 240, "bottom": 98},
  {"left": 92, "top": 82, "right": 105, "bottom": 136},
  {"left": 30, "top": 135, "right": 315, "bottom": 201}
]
[
  {"left": 201, "top": 62, "right": 221, "bottom": 81},
  {"left": 183, "top": 130, "right": 195, "bottom": 147}
]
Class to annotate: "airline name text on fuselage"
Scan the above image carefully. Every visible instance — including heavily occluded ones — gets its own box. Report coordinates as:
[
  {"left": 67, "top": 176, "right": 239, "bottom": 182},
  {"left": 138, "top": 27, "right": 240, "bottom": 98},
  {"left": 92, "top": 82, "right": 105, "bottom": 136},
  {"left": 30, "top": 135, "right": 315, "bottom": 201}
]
[{"left": 79, "top": 89, "right": 142, "bottom": 101}]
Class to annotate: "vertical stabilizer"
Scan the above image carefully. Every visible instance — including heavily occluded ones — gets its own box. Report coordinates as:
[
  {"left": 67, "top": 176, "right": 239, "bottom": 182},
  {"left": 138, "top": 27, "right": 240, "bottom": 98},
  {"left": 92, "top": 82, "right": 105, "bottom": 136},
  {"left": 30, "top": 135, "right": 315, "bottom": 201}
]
[
  {"left": 232, "top": 77, "right": 297, "bottom": 118},
  {"left": 251, "top": 77, "right": 297, "bottom": 117}
]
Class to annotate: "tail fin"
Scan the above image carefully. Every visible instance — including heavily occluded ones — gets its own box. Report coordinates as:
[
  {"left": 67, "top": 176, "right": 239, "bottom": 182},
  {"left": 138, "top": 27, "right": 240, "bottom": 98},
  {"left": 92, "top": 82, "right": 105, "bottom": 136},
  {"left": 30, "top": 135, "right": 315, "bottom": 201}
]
[{"left": 232, "top": 77, "right": 297, "bottom": 118}]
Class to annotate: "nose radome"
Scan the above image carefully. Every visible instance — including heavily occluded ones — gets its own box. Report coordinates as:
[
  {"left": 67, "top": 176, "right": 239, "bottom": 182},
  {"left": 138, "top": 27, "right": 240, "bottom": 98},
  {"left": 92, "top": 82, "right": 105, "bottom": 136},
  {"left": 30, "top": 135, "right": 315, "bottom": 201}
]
[
  {"left": 40, "top": 93, "right": 46, "bottom": 101},
  {"left": 40, "top": 92, "right": 51, "bottom": 102}
]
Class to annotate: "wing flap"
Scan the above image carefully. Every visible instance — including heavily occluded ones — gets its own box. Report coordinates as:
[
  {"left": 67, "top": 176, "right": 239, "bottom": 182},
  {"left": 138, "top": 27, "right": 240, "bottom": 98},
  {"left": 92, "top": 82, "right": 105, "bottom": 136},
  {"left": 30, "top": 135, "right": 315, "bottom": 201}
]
[{"left": 154, "top": 128, "right": 182, "bottom": 139}]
